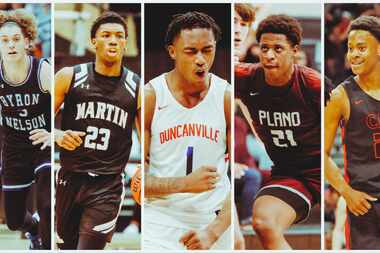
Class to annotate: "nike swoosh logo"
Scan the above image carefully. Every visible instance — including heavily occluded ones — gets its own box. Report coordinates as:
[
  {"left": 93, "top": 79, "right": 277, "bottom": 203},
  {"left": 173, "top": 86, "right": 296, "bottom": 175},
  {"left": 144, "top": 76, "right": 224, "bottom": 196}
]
[
  {"left": 250, "top": 92, "right": 259, "bottom": 96},
  {"left": 158, "top": 105, "right": 169, "bottom": 110},
  {"left": 354, "top": 100, "right": 363, "bottom": 105}
]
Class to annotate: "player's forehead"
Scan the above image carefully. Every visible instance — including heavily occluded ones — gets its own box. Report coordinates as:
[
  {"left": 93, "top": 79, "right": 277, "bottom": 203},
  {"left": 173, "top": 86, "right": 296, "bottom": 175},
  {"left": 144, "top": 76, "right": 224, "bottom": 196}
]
[
  {"left": 0, "top": 22, "right": 23, "bottom": 37},
  {"left": 260, "top": 33, "right": 291, "bottom": 46},
  {"left": 348, "top": 29, "right": 377, "bottom": 45},
  {"left": 96, "top": 23, "right": 125, "bottom": 35},
  {"left": 175, "top": 28, "right": 216, "bottom": 47}
]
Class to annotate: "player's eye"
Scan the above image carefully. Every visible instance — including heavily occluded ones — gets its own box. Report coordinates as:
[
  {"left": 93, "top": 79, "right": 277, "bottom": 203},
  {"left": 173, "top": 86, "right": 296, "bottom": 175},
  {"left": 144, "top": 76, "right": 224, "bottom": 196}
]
[
  {"left": 260, "top": 46, "right": 268, "bottom": 52},
  {"left": 275, "top": 46, "right": 283, "bottom": 53},
  {"left": 358, "top": 46, "right": 366, "bottom": 52},
  {"left": 102, "top": 33, "right": 110, "bottom": 38},
  {"left": 348, "top": 47, "right": 353, "bottom": 53}
]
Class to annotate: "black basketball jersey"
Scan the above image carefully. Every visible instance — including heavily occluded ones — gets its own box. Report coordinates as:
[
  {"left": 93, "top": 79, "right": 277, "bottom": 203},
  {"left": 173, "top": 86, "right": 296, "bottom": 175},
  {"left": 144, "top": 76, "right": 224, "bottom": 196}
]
[
  {"left": 0, "top": 56, "right": 51, "bottom": 149},
  {"left": 60, "top": 63, "right": 139, "bottom": 175},
  {"left": 235, "top": 63, "right": 321, "bottom": 173},
  {"left": 342, "top": 76, "right": 380, "bottom": 197}
]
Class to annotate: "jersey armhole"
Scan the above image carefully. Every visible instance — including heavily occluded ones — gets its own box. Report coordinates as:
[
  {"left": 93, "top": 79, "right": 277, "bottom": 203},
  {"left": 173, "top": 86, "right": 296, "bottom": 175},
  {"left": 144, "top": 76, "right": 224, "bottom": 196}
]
[{"left": 37, "top": 58, "right": 50, "bottom": 93}]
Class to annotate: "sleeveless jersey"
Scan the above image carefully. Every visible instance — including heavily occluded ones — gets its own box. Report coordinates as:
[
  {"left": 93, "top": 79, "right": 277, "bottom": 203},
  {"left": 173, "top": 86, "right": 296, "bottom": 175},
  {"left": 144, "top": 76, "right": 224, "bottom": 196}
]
[
  {"left": 145, "top": 73, "right": 230, "bottom": 228},
  {"left": 60, "top": 63, "right": 139, "bottom": 175},
  {"left": 342, "top": 76, "right": 380, "bottom": 197},
  {"left": 0, "top": 56, "right": 51, "bottom": 149},
  {"left": 235, "top": 63, "right": 321, "bottom": 174}
]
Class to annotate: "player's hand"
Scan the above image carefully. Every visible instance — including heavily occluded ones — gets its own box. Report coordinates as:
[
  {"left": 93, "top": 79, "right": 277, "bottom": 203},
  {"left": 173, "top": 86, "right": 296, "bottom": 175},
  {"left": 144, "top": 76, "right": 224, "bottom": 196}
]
[
  {"left": 183, "top": 166, "right": 220, "bottom": 193},
  {"left": 234, "top": 225, "right": 245, "bottom": 249},
  {"left": 179, "top": 229, "right": 217, "bottom": 250},
  {"left": 342, "top": 187, "right": 377, "bottom": 216},
  {"left": 29, "top": 129, "right": 51, "bottom": 150},
  {"left": 55, "top": 129, "right": 86, "bottom": 151}
]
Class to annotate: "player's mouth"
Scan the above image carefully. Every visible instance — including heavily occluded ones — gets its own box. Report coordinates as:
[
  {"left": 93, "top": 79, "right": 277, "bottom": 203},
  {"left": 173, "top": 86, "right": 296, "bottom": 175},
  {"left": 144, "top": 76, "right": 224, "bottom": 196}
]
[
  {"left": 195, "top": 69, "right": 206, "bottom": 78},
  {"left": 351, "top": 61, "right": 364, "bottom": 67},
  {"left": 8, "top": 51, "right": 17, "bottom": 55},
  {"left": 263, "top": 64, "right": 279, "bottom": 69},
  {"left": 107, "top": 48, "right": 118, "bottom": 56},
  {"left": 234, "top": 38, "right": 242, "bottom": 47}
]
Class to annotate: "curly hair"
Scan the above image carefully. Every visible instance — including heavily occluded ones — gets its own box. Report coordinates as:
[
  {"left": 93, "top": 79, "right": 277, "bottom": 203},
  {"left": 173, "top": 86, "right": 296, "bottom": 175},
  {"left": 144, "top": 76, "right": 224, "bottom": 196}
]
[
  {"left": 349, "top": 15, "right": 380, "bottom": 41},
  {"left": 165, "top": 11, "right": 221, "bottom": 48},
  {"left": 256, "top": 14, "right": 302, "bottom": 46},
  {"left": 0, "top": 9, "right": 37, "bottom": 41},
  {"left": 235, "top": 3, "right": 255, "bottom": 23},
  {"left": 91, "top": 11, "right": 127, "bottom": 39}
]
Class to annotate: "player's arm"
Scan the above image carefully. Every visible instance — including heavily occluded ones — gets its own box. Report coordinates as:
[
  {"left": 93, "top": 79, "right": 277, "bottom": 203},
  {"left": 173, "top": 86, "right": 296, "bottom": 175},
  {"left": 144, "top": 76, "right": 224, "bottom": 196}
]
[
  {"left": 29, "top": 60, "right": 52, "bottom": 150},
  {"left": 54, "top": 67, "right": 85, "bottom": 151},
  {"left": 325, "top": 85, "right": 376, "bottom": 216},
  {"left": 144, "top": 84, "right": 219, "bottom": 197}
]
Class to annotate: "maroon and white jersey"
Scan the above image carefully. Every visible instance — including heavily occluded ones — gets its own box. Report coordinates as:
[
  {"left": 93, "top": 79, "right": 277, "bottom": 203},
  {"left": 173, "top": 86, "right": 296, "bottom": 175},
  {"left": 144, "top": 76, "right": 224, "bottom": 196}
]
[{"left": 235, "top": 63, "right": 321, "bottom": 174}]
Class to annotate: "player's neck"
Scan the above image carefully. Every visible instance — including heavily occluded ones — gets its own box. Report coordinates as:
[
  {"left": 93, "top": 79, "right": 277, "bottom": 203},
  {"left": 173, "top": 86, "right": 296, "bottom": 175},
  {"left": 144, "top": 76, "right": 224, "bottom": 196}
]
[
  {"left": 356, "top": 64, "right": 380, "bottom": 89},
  {"left": 94, "top": 58, "right": 122, "bottom": 77},
  {"left": 265, "top": 65, "right": 294, "bottom": 87},
  {"left": 2, "top": 54, "right": 29, "bottom": 83}
]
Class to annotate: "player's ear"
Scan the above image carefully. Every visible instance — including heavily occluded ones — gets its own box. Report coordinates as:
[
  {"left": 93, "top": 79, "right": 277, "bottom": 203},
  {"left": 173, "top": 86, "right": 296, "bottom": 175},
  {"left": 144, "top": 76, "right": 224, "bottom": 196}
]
[
  {"left": 293, "top": 44, "right": 299, "bottom": 54},
  {"left": 167, "top": 45, "right": 176, "bottom": 60},
  {"left": 91, "top": 38, "right": 97, "bottom": 48},
  {"left": 377, "top": 44, "right": 380, "bottom": 57},
  {"left": 24, "top": 37, "right": 30, "bottom": 50}
]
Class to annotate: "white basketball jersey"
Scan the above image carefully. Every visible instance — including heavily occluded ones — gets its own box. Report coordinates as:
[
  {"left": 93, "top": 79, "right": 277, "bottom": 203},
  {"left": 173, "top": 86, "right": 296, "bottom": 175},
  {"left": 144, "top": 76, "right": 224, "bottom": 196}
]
[{"left": 145, "top": 73, "right": 230, "bottom": 228}]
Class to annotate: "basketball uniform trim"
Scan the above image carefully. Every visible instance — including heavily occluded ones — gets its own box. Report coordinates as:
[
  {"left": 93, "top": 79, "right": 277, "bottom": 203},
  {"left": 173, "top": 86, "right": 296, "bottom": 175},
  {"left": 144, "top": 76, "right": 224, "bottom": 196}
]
[
  {"left": 37, "top": 58, "right": 49, "bottom": 93},
  {"left": 2, "top": 181, "right": 33, "bottom": 190},
  {"left": 34, "top": 162, "right": 51, "bottom": 174},
  {"left": 256, "top": 184, "right": 311, "bottom": 222}
]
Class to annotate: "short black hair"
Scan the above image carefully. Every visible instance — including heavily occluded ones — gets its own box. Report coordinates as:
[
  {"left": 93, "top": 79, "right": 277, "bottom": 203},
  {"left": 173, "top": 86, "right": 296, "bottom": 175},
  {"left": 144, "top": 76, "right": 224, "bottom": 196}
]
[
  {"left": 165, "top": 11, "right": 221, "bottom": 48},
  {"left": 90, "top": 11, "right": 127, "bottom": 39},
  {"left": 349, "top": 15, "right": 380, "bottom": 41},
  {"left": 256, "top": 14, "right": 302, "bottom": 46}
]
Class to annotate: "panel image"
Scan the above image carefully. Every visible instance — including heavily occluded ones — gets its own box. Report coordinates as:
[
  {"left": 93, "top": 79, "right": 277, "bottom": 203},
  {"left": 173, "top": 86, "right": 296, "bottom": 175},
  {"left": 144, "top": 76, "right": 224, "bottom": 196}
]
[
  {"left": 54, "top": 3, "right": 141, "bottom": 250},
  {"left": 0, "top": 3, "right": 52, "bottom": 250},
  {"left": 234, "top": 3, "right": 321, "bottom": 250},
  {"left": 144, "top": 3, "right": 232, "bottom": 251},
  {"left": 324, "top": 3, "right": 380, "bottom": 250}
]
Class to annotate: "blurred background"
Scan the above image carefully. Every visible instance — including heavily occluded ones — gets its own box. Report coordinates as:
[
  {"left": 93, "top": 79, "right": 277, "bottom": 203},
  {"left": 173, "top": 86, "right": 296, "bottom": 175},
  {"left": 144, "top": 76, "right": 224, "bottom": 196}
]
[
  {"left": 234, "top": 3, "right": 321, "bottom": 250},
  {"left": 323, "top": 3, "right": 380, "bottom": 250},
  {"left": 145, "top": 3, "right": 231, "bottom": 83},
  {"left": 54, "top": 3, "right": 141, "bottom": 250},
  {"left": 0, "top": 3, "right": 51, "bottom": 250}
]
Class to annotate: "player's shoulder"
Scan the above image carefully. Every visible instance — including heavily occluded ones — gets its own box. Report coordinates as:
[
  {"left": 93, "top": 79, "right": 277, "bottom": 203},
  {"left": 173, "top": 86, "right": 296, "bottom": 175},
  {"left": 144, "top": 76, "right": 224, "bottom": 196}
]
[
  {"left": 235, "top": 62, "right": 261, "bottom": 78},
  {"left": 297, "top": 65, "right": 321, "bottom": 92},
  {"left": 123, "top": 67, "right": 140, "bottom": 83},
  {"left": 210, "top": 73, "right": 230, "bottom": 87},
  {"left": 330, "top": 82, "right": 349, "bottom": 103}
]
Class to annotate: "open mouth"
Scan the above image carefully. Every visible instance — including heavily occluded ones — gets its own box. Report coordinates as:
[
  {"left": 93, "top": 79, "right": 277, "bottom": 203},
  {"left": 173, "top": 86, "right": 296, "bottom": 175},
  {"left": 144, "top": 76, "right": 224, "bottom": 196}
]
[
  {"left": 264, "top": 64, "right": 279, "bottom": 69},
  {"left": 351, "top": 61, "right": 364, "bottom": 66},
  {"left": 195, "top": 70, "right": 206, "bottom": 78}
]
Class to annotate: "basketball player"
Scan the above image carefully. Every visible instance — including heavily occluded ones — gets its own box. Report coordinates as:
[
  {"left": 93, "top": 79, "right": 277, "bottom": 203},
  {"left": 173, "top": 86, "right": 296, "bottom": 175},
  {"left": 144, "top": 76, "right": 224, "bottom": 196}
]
[
  {"left": 0, "top": 9, "right": 51, "bottom": 250},
  {"left": 235, "top": 15, "right": 321, "bottom": 249},
  {"left": 325, "top": 16, "right": 380, "bottom": 249},
  {"left": 54, "top": 12, "right": 140, "bottom": 249},
  {"left": 234, "top": 3, "right": 255, "bottom": 62},
  {"left": 144, "top": 11, "right": 231, "bottom": 250}
]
